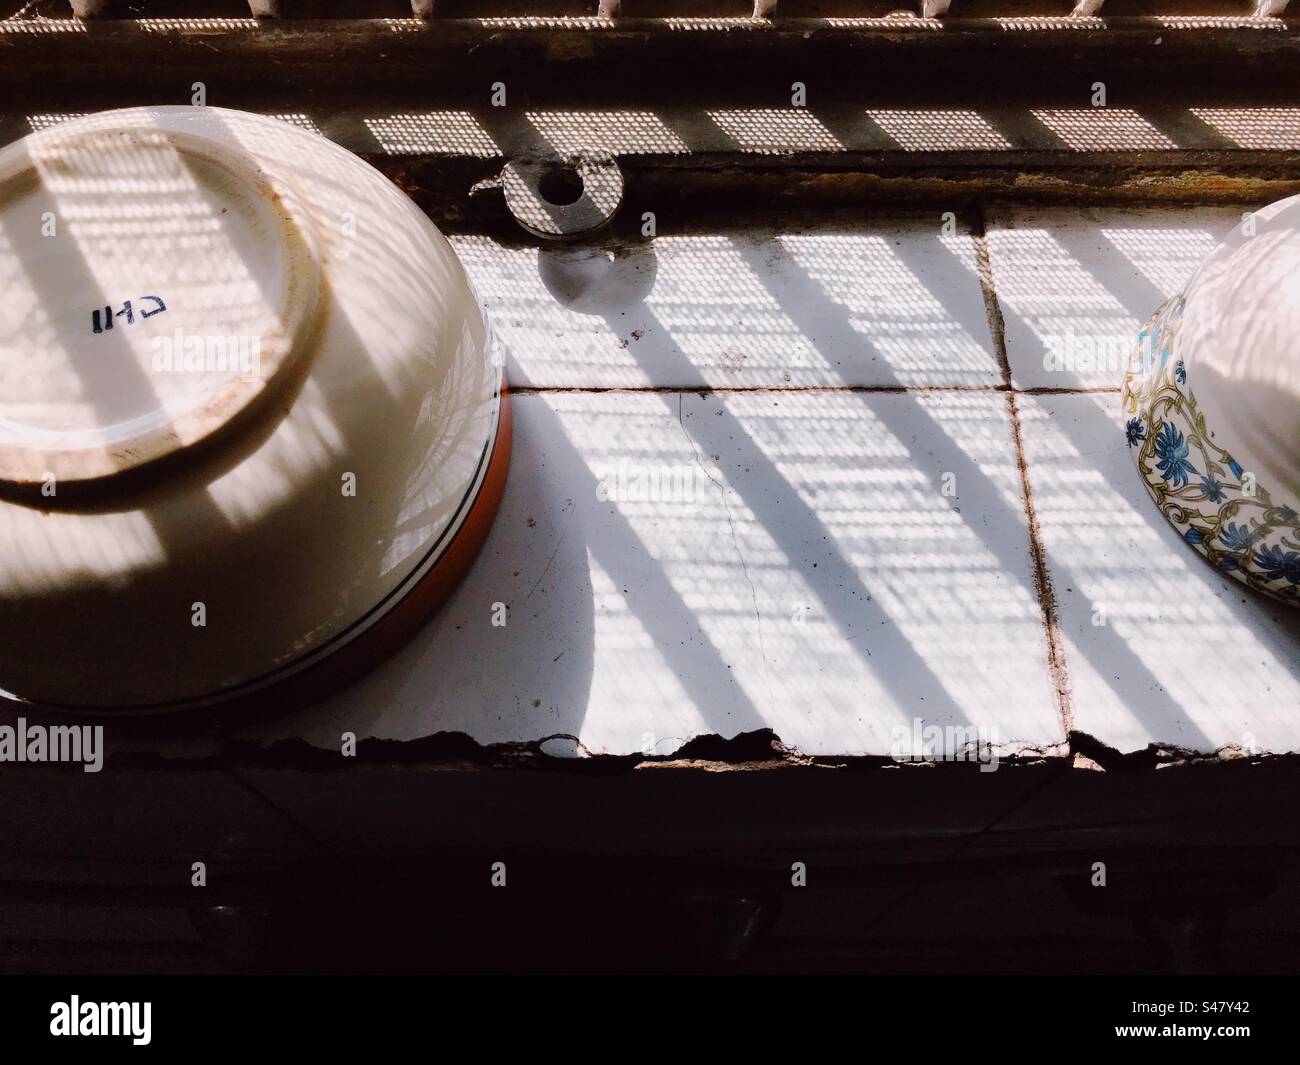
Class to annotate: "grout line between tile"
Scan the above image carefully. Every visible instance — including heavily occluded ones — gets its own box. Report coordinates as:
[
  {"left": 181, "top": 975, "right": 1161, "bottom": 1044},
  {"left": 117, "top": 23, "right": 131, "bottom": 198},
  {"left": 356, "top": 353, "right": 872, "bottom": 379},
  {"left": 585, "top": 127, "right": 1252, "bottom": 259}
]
[
  {"left": 504, "top": 215, "right": 1089, "bottom": 738},
  {"left": 971, "top": 203, "right": 1075, "bottom": 738},
  {"left": 508, "top": 385, "right": 1122, "bottom": 396}
]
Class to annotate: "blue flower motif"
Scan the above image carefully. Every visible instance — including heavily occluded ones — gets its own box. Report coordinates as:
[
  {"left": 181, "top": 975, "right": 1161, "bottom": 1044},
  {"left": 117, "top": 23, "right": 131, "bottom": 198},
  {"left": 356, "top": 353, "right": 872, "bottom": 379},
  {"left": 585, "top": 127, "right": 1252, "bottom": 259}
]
[
  {"left": 1154, "top": 422, "right": 1196, "bottom": 488},
  {"left": 1218, "top": 556, "right": 1239, "bottom": 572},
  {"left": 1174, "top": 359, "right": 1186, "bottom": 384},
  {"left": 1199, "top": 475, "right": 1225, "bottom": 503},
  {"left": 1256, "top": 543, "right": 1300, "bottom": 585},
  {"left": 1184, "top": 527, "right": 1203, "bottom": 546},
  {"left": 1125, "top": 417, "right": 1146, "bottom": 448},
  {"left": 1219, "top": 523, "right": 1256, "bottom": 553},
  {"left": 1225, "top": 455, "right": 1244, "bottom": 480},
  {"left": 1276, "top": 505, "right": 1298, "bottom": 523}
]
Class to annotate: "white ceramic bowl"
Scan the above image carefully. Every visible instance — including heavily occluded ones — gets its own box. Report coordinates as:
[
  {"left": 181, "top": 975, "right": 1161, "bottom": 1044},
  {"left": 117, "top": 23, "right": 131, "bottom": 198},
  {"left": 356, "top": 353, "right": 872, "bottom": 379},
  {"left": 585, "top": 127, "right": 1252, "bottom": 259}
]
[
  {"left": 0, "top": 106, "right": 510, "bottom": 711},
  {"left": 1123, "top": 195, "right": 1300, "bottom": 605}
]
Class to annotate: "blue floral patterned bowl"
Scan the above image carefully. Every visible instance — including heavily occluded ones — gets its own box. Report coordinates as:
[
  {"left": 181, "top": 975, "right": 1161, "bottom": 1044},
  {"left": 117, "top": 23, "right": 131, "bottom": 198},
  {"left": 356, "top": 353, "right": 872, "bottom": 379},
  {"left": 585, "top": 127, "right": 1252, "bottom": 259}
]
[{"left": 1122, "top": 197, "right": 1300, "bottom": 606}]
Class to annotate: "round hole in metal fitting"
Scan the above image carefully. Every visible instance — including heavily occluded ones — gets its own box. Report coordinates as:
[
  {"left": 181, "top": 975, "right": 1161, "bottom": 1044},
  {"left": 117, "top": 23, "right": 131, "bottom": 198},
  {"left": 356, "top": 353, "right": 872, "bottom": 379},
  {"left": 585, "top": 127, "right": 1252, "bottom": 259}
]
[{"left": 537, "top": 164, "right": 584, "bottom": 207}]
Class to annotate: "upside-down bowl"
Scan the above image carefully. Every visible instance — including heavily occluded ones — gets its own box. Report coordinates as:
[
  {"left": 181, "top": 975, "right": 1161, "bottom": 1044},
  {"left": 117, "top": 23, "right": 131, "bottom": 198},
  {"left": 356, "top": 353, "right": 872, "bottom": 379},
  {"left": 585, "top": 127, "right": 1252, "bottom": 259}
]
[
  {"left": 1122, "top": 195, "right": 1300, "bottom": 605},
  {"left": 0, "top": 106, "right": 509, "bottom": 712}
]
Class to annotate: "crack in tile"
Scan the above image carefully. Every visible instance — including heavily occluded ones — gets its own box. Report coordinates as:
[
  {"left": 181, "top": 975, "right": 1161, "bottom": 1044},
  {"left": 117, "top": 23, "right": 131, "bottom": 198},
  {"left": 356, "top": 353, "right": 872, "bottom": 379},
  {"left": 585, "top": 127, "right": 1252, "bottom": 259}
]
[
  {"left": 525, "top": 499, "right": 575, "bottom": 602},
  {"left": 678, "top": 392, "right": 774, "bottom": 716}
]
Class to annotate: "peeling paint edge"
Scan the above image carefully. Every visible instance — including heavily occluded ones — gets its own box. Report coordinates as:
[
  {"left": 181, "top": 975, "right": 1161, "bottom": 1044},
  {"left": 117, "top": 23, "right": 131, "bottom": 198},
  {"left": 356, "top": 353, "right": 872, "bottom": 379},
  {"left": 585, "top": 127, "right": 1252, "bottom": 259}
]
[{"left": 73, "top": 726, "right": 1300, "bottom": 774}]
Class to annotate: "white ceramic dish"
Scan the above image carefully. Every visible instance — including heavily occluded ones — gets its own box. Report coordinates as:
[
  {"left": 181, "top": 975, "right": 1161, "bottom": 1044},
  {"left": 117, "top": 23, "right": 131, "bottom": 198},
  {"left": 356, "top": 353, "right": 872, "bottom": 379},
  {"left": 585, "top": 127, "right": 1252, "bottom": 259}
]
[
  {"left": 0, "top": 106, "right": 510, "bottom": 712},
  {"left": 1123, "top": 195, "right": 1300, "bottom": 605}
]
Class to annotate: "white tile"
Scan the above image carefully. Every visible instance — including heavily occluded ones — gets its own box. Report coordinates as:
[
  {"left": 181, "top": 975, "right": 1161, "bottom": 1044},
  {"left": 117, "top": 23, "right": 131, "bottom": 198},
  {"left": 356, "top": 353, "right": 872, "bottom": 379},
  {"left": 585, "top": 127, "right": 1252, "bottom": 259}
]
[
  {"left": 985, "top": 206, "right": 1246, "bottom": 390},
  {"left": 240, "top": 391, "right": 1061, "bottom": 757},
  {"left": 1018, "top": 393, "right": 1300, "bottom": 755},
  {"left": 452, "top": 222, "right": 1000, "bottom": 390}
]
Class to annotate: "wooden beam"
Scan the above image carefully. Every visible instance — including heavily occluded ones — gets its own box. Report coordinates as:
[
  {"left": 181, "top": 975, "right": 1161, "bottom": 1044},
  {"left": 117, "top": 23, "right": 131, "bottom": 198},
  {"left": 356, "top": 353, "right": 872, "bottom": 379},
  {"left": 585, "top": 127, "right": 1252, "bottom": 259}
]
[{"left": 2, "top": 19, "right": 1299, "bottom": 107}]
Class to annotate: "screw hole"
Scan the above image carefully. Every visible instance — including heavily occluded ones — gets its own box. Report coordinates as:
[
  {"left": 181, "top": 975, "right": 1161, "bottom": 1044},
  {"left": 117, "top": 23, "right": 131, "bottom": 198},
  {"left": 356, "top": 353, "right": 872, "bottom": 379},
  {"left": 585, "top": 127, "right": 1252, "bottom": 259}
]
[{"left": 538, "top": 164, "right": 584, "bottom": 207}]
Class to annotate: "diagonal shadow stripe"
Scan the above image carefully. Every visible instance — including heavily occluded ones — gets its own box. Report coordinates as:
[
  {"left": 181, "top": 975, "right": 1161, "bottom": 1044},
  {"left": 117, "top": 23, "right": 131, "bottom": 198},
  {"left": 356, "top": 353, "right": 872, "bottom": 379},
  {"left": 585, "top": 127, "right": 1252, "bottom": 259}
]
[
  {"left": 524, "top": 390, "right": 772, "bottom": 736},
  {"left": 562, "top": 260, "right": 981, "bottom": 730},
  {"left": 949, "top": 208, "right": 1217, "bottom": 748}
]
